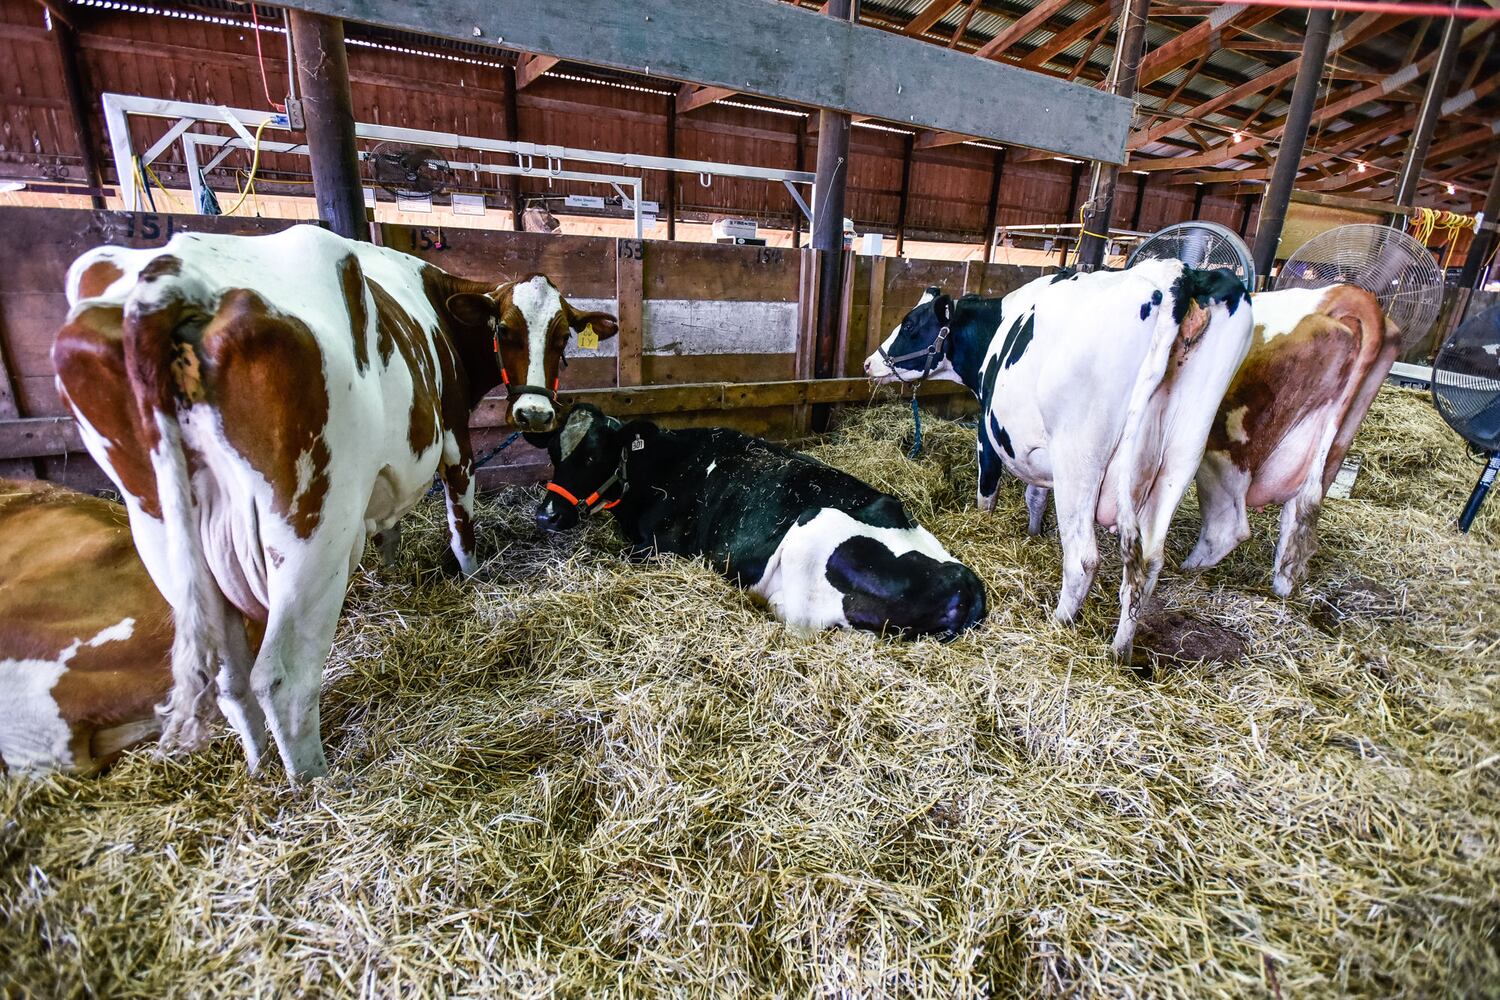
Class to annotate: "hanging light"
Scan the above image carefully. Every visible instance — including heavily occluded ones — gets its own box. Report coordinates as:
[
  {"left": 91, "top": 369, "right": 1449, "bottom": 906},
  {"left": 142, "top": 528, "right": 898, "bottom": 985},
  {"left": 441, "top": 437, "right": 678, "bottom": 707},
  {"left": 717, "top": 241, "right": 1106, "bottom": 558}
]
[
  {"left": 1356, "top": 161, "right": 1367, "bottom": 173},
  {"left": 1445, "top": 183, "right": 1456, "bottom": 195},
  {"left": 1232, "top": 131, "right": 1244, "bottom": 144}
]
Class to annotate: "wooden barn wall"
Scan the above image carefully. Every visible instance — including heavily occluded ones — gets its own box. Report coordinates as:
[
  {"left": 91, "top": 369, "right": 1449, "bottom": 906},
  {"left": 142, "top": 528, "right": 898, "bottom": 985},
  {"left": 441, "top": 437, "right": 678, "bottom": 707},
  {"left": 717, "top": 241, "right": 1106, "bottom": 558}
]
[
  {"left": 0, "top": 0, "right": 1251, "bottom": 242},
  {"left": 2, "top": 207, "right": 966, "bottom": 491}
]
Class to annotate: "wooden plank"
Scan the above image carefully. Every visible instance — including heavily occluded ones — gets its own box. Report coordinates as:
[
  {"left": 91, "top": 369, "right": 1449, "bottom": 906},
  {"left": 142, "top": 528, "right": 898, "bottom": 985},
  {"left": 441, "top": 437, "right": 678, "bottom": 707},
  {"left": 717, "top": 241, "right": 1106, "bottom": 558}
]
[
  {"left": 972, "top": 0, "right": 1072, "bottom": 59},
  {"left": 645, "top": 242, "right": 798, "bottom": 302},
  {"left": 0, "top": 416, "right": 82, "bottom": 460},
  {"left": 864, "top": 255, "right": 888, "bottom": 366},
  {"left": 795, "top": 249, "right": 819, "bottom": 381},
  {"left": 615, "top": 238, "right": 645, "bottom": 387},
  {"left": 902, "top": 0, "right": 961, "bottom": 37},
  {"left": 275, "top": 0, "right": 1133, "bottom": 162}
]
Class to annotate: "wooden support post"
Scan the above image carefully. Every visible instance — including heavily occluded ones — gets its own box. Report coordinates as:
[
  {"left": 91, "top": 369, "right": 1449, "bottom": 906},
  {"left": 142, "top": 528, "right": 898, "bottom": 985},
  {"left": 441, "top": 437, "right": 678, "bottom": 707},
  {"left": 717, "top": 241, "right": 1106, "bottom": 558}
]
[
  {"left": 864, "top": 255, "right": 888, "bottom": 360},
  {"left": 0, "top": 334, "right": 36, "bottom": 478},
  {"left": 1239, "top": 193, "right": 1256, "bottom": 238},
  {"left": 1078, "top": 0, "right": 1150, "bottom": 269},
  {"left": 1393, "top": 3, "right": 1463, "bottom": 216},
  {"left": 895, "top": 133, "right": 914, "bottom": 256},
  {"left": 614, "top": 238, "right": 644, "bottom": 387},
  {"left": 1251, "top": 7, "right": 1333, "bottom": 279},
  {"left": 792, "top": 117, "right": 808, "bottom": 248},
  {"left": 1061, "top": 160, "right": 1084, "bottom": 267},
  {"left": 811, "top": 0, "right": 853, "bottom": 431},
  {"left": 665, "top": 91, "right": 678, "bottom": 240},
  {"left": 1191, "top": 182, "right": 1206, "bottom": 220},
  {"left": 289, "top": 11, "right": 368, "bottom": 240},
  {"left": 1129, "top": 171, "right": 1149, "bottom": 232},
  {"left": 52, "top": 18, "right": 105, "bottom": 209},
  {"left": 982, "top": 146, "right": 1005, "bottom": 263},
  {"left": 503, "top": 66, "right": 525, "bottom": 230},
  {"left": 1460, "top": 159, "right": 1500, "bottom": 289}
]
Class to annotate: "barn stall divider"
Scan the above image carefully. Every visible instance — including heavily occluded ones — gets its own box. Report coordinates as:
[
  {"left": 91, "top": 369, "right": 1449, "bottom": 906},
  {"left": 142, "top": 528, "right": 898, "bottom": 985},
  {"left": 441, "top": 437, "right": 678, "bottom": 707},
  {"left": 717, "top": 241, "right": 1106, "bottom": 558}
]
[{"left": 0, "top": 207, "right": 1054, "bottom": 493}]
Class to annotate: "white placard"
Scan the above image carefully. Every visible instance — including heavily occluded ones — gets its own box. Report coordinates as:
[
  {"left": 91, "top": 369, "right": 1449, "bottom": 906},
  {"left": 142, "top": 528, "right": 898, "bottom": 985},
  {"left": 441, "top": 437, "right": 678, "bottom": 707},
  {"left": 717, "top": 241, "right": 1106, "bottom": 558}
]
[
  {"left": 451, "top": 193, "right": 486, "bottom": 216},
  {"left": 565, "top": 194, "right": 607, "bottom": 209},
  {"left": 641, "top": 213, "right": 658, "bottom": 227},
  {"left": 363, "top": 187, "right": 377, "bottom": 208},
  {"left": 397, "top": 193, "right": 433, "bottom": 213},
  {"left": 712, "top": 218, "right": 759, "bottom": 240}
]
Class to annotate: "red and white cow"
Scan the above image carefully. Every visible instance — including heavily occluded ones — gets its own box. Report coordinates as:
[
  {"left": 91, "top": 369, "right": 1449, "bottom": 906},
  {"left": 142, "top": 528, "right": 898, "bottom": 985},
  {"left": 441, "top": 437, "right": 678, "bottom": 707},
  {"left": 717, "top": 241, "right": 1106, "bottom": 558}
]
[
  {"left": 865, "top": 261, "right": 1254, "bottom": 661},
  {"left": 1182, "top": 284, "right": 1395, "bottom": 595},
  {"left": 52, "top": 224, "right": 616, "bottom": 780},
  {"left": 0, "top": 479, "right": 171, "bottom": 775}
]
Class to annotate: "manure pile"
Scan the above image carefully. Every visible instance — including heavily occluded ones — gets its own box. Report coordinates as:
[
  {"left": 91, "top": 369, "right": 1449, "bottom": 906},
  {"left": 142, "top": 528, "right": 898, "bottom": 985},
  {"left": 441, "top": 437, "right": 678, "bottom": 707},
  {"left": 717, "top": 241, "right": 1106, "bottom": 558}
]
[{"left": 3, "top": 387, "right": 1498, "bottom": 998}]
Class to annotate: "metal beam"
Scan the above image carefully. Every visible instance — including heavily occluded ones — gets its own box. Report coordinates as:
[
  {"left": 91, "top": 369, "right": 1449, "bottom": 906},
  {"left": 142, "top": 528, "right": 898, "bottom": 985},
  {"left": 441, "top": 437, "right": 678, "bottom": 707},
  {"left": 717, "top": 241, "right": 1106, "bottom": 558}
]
[
  {"left": 272, "top": 0, "right": 1132, "bottom": 162},
  {"left": 1392, "top": 3, "right": 1465, "bottom": 213},
  {"left": 1459, "top": 158, "right": 1500, "bottom": 288},
  {"left": 1251, "top": 7, "right": 1333, "bottom": 278}
]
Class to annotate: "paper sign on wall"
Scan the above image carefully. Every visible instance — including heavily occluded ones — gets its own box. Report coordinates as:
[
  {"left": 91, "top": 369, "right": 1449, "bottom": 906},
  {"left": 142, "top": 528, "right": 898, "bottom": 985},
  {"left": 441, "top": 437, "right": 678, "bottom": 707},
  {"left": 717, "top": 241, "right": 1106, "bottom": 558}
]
[
  {"left": 451, "top": 193, "right": 486, "bottom": 216},
  {"left": 565, "top": 194, "right": 607, "bottom": 209},
  {"left": 397, "top": 193, "right": 433, "bottom": 213}
]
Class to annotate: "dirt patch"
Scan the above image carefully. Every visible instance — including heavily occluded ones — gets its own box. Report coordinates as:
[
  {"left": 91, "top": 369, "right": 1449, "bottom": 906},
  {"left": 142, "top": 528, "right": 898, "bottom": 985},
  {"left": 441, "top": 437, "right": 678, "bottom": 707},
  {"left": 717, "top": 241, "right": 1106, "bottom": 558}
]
[{"left": 1135, "top": 601, "right": 1248, "bottom": 669}]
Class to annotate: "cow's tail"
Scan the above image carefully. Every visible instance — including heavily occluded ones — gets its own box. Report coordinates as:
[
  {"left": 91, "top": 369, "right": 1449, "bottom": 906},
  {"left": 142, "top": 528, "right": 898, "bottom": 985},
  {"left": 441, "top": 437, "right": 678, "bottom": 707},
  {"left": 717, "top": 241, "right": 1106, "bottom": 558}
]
[
  {"left": 122, "top": 279, "right": 226, "bottom": 753},
  {"left": 1111, "top": 278, "right": 1201, "bottom": 568}
]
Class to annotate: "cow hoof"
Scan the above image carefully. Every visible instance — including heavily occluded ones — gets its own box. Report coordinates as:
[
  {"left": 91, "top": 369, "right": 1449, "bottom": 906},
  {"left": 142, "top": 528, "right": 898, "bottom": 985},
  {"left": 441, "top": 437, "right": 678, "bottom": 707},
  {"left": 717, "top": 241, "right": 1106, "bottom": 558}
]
[{"left": 1273, "top": 576, "right": 1296, "bottom": 598}]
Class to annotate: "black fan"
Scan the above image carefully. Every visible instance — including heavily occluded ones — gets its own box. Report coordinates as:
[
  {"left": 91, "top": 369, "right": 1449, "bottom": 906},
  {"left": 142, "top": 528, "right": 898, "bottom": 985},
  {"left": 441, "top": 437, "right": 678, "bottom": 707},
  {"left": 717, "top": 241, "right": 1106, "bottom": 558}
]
[
  {"left": 1431, "top": 304, "right": 1500, "bottom": 532},
  {"left": 366, "top": 143, "right": 453, "bottom": 198}
]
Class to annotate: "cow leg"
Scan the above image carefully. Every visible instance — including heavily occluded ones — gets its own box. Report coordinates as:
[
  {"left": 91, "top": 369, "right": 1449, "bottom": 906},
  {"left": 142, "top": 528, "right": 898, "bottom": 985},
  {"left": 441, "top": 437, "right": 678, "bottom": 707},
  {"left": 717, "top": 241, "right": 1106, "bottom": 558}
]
[
  {"left": 1272, "top": 478, "right": 1324, "bottom": 598},
  {"left": 1050, "top": 464, "right": 1104, "bottom": 625},
  {"left": 1025, "top": 484, "right": 1050, "bottom": 536},
  {"left": 1182, "top": 455, "right": 1251, "bottom": 572},
  {"left": 439, "top": 459, "right": 479, "bottom": 577},
  {"left": 250, "top": 546, "right": 351, "bottom": 781},
  {"left": 216, "top": 611, "right": 269, "bottom": 771}
]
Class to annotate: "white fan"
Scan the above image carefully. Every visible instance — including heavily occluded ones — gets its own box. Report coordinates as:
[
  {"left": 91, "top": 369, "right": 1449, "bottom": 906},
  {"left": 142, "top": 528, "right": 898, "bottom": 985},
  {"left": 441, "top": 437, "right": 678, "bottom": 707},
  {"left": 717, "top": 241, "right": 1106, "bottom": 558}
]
[
  {"left": 1273, "top": 223, "right": 1443, "bottom": 353},
  {"left": 1127, "top": 221, "right": 1256, "bottom": 289}
]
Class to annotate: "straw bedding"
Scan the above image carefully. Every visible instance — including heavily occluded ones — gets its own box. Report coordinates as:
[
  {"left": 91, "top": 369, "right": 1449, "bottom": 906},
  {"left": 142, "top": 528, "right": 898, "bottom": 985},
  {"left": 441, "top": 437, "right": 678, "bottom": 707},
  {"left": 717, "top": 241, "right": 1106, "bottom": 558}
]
[{"left": 2, "top": 386, "right": 1497, "bottom": 998}]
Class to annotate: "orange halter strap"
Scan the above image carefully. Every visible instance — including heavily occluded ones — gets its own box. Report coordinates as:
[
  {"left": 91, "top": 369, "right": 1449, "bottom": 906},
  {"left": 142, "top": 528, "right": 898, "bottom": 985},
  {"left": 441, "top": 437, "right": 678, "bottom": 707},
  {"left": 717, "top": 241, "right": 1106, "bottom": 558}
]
[{"left": 544, "top": 478, "right": 621, "bottom": 516}]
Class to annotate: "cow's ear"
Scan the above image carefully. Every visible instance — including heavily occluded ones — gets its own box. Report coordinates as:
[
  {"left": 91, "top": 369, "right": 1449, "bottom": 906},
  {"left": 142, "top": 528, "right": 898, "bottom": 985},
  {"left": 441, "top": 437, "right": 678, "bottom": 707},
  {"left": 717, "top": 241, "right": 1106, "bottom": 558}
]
[
  {"left": 934, "top": 295, "right": 954, "bottom": 325},
  {"left": 568, "top": 307, "right": 619, "bottom": 342},
  {"left": 446, "top": 292, "right": 495, "bottom": 328},
  {"left": 621, "top": 420, "right": 658, "bottom": 452}
]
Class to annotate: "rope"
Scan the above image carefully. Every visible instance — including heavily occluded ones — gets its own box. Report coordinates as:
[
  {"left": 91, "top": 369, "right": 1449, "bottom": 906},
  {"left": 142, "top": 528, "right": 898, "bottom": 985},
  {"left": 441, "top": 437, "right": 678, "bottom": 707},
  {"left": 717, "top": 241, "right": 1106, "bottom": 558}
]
[
  {"left": 907, "top": 395, "right": 923, "bottom": 459},
  {"left": 248, "top": 3, "right": 287, "bottom": 113},
  {"left": 426, "top": 431, "right": 523, "bottom": 497},
  {"left": 221, "top": 117, "right": 272, "bottom": 216}
]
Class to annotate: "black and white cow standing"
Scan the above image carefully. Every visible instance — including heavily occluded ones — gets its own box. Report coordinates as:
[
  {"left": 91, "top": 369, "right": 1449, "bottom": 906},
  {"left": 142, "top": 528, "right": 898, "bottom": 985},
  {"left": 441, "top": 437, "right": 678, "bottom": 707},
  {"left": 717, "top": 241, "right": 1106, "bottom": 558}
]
[
  {"left": 865, "top": 260, "right": 1253, "bottom": 661},
  {"left": 528, "top": 405, "right": 987, "bottom": 639}
]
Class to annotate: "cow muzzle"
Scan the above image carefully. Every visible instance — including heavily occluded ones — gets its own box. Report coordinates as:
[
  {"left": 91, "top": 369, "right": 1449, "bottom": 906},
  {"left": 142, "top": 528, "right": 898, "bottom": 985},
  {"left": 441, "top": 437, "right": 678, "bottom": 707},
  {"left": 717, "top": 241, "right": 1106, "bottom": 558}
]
[
  {"left": 535, "top": 497, "right": 575, "bottom": 533},
  {"left": 512, "top": 395, "right": 557, "bottom": 432}
]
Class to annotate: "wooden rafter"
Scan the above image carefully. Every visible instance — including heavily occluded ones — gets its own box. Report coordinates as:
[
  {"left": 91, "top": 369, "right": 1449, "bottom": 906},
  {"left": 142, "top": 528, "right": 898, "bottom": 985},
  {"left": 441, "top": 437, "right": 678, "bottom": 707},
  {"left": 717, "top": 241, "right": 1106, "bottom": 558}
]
[
  {"left": 971, "top": 0, "right": 1073, "bottom": 59},
  {"left": 514, "top": 53, "right": 558, "bottom": 89},
  {"left": 1019, "top": 0, "right": 1118, "bottom": 69},
  {"left": 1136, "top": 6, "right": 1277, "bottom": 89},
  {"left": 902, "top": 0, "right": 960, "bottom": 37},
  {"left": 677, "top": 84, "right": 737, "bottom": 113}
]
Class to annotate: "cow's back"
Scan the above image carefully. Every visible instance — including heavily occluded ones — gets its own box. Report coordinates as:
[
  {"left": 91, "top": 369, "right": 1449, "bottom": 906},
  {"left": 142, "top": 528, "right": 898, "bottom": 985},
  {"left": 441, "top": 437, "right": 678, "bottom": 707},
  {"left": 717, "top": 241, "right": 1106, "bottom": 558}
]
[{"left": 0, "top": 479, "right": 172, "bottom": 774}]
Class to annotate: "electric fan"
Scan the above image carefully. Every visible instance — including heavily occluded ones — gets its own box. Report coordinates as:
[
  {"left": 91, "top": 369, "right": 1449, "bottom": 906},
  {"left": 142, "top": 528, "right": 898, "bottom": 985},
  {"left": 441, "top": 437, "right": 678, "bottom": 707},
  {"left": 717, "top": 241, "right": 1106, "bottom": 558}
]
[
  {"left": 1274, "top": 223, "right": 1443, "bottom": 353},
  {"left": 1126, "top": 221, "right": 1256, "bottom": 289},
  {"left": 366, "top": 143, "right": 454, "bottom": 199},
  {"left": 1431, "top": 304, "right": 1500, "bottom": 532}
]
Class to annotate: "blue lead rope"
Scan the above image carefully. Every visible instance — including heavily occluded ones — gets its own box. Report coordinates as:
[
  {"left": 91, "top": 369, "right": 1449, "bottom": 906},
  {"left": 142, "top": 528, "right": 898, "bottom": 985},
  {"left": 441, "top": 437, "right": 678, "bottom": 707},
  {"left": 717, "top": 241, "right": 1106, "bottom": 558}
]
[
  {"left": 907, "top": 395, "right": 924, "bottom": 460},
  {"left": 427, "top": 430, "right": 523, "bottom": 497}
]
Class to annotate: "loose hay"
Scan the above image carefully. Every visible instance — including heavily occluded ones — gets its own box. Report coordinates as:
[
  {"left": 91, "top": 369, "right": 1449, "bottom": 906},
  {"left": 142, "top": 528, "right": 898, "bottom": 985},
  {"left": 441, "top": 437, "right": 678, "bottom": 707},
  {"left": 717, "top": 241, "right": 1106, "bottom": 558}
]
[{"left": 3, "top": 386, "right": 1498, "bottom": 998}]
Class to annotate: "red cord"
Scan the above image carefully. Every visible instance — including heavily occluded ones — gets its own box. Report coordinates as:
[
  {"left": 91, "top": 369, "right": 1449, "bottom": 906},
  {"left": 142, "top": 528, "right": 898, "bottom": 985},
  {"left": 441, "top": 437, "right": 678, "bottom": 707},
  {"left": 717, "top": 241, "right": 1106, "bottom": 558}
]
[
  {"left": 249, "top": 4, "right": 287, "bottom": 113},
  {"left": 1200, "top": 0, "right": 1500, "bottom": 17}
]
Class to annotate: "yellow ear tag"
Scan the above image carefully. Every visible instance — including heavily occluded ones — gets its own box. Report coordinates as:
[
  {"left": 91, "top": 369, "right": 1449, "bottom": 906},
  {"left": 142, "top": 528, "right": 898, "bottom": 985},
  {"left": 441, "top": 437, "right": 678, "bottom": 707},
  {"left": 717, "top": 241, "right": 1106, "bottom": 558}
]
[{"left": 577, "top": 327, "right": 600, "bottom": 350}]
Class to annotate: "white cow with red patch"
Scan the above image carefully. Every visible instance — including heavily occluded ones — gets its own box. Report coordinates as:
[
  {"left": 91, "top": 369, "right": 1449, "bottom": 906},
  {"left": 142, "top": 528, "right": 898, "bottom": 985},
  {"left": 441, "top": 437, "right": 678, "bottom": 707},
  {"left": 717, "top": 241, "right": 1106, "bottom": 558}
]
[
  {"left": 52, "top": 224, "right": 616, "bottom": 780},
  {"left": 0, "top": 479, "right": 171, "bottom": 775},
  {"left": 1184, "top": 284, "right": 1395, "bottom": 595},
  {"left": 865, "top": 261, "right": 1254, "bottom": 661}
]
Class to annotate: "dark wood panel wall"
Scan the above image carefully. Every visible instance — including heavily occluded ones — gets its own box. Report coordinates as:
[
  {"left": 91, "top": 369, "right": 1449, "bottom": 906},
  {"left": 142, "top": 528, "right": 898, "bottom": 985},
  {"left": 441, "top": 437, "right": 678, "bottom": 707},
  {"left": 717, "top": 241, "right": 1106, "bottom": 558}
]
[{"left": 0, "top": 0, "right": 1251, "bottom": 243}]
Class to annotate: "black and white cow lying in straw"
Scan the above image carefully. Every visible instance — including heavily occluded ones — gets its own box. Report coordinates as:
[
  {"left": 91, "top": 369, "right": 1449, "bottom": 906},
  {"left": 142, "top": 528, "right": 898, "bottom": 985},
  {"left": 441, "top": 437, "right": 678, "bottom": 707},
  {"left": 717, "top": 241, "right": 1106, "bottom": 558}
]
[
  {"left": 528, "top": 405, "right": 987, "bottom": 639},
  {"left": 865, "top": 260, "right": 1253, "bottom": 661}
]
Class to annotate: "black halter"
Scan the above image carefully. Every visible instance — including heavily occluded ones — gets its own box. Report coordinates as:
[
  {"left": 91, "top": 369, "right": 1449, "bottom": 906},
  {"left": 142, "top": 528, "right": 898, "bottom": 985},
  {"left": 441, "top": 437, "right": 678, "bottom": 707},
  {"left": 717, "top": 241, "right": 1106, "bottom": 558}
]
[{"left": 878, "top": 325, "right": 951, "bottom": 384}]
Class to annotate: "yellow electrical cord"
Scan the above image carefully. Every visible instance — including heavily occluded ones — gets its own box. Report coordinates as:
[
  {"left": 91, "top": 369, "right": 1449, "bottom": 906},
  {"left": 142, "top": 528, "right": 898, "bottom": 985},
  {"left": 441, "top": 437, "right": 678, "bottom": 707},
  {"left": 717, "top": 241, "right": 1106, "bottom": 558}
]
[
  {"left": 221, "top": 117, "right": 272, "bottom": 216},
  {"left": 141, "top": 161, "right": 180, "bottom": 210},
  {"left": 1078, "top": 204, "right": 1109, "bottom": 242}
]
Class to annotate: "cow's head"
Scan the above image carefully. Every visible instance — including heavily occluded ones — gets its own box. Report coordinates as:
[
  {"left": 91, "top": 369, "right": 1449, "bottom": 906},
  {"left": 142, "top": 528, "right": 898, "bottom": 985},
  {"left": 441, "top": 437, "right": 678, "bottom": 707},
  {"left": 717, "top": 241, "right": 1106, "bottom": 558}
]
[
  {"left": 447, "top": 275, "right": 618, "bottom": 432},
  {"left": 526, "top": 403, "right": 628, "bottom": 533},
  {"left": 863, "top": 286, "right": 960, "bottom": 384}
]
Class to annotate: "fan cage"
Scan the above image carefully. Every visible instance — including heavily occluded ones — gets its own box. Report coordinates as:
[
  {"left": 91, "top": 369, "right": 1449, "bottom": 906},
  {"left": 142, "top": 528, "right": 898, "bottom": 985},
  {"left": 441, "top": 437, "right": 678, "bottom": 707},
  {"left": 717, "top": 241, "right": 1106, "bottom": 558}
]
[
  {"left": 1126, "top": 221, "right": 1257, "bottom": 289},
  {"left": 1274, "top": 224, "right": 1443, "bottom": 353},
  {"left": 1432, "top": 305, "right": 1500, "bottom": 453}
]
